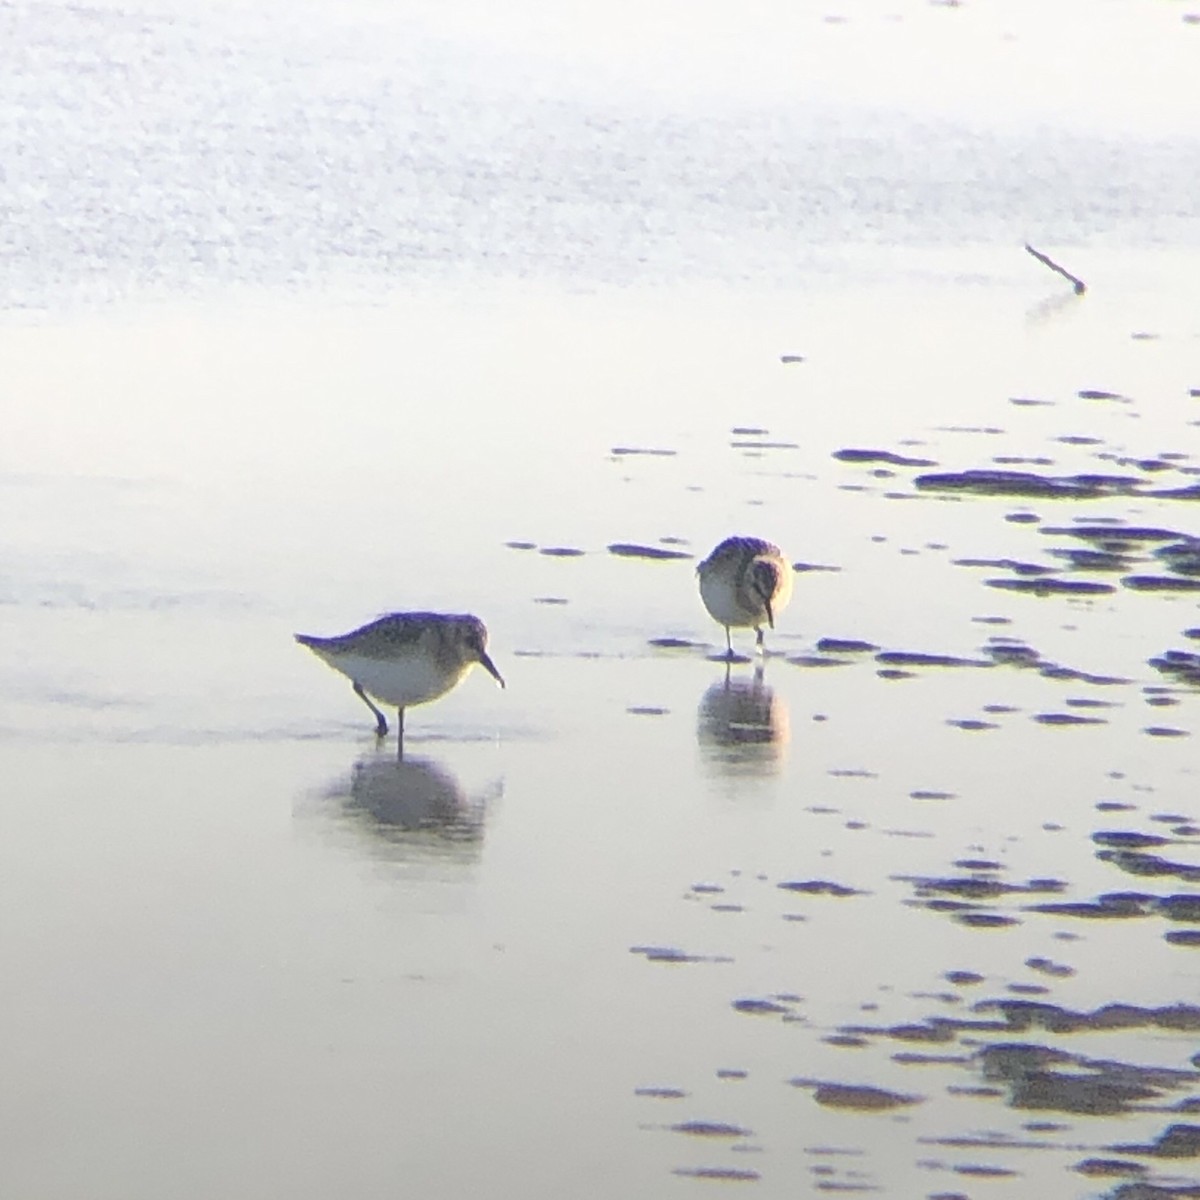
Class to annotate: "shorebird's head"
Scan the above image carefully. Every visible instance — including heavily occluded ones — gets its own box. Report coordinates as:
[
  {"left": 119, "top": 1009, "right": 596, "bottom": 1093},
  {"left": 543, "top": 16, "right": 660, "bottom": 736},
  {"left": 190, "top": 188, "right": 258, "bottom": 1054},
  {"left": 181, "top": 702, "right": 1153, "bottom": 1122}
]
[
  {"left": 749, "top": 559, "right": 782, "bottom": 628},
  {"left": 461, "top": 618, "right": 506, "bottom": 689}
]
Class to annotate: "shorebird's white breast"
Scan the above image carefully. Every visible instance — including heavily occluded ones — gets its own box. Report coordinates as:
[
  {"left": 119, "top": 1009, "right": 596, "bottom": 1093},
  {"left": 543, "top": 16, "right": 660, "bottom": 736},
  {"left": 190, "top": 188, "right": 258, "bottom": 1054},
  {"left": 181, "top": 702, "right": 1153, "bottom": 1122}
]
[
  {"left": 317, "top": 650, "right": 466, "bottom": 708},
  {"left": 699, "top": 569, "right": 762, "bottom": 628}
]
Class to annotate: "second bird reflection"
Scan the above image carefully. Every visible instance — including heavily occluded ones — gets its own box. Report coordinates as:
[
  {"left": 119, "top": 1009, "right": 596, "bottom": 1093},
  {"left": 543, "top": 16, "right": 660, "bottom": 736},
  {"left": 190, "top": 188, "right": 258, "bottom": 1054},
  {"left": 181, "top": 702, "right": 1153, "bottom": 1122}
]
[{"left": 696, "top": 666, "right": 790, "bottom": 774}]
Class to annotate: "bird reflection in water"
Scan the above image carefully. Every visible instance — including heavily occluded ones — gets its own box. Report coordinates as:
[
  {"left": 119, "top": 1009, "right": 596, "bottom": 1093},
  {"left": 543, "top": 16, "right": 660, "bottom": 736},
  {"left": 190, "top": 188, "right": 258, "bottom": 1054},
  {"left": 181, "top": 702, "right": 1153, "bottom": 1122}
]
[
  {"left": 325, "top": 750, "right": 492, "bottom": 861},
  {"left": 696, "top": 665, "right": 790, "bottom": 773}
]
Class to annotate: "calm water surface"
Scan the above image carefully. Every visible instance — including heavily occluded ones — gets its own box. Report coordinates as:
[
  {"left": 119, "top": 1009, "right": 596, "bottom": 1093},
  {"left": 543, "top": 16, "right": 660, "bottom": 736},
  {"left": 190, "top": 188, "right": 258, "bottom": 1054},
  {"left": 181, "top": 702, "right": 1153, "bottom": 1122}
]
[{"left": 3, "top": 1, "right": 1200, "bottom": 1197}]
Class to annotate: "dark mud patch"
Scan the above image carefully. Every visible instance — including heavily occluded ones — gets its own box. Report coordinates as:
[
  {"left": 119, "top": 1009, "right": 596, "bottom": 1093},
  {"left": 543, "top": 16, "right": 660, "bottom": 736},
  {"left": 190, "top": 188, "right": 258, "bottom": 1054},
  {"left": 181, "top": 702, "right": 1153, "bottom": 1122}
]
[
  {"left": 608, "top": 542, "right": 693, "bottom": 561},
  {"left": 627, "top": 706, "right": 669, "bottom": 717},
  {"left": 986, "top": 577, "right": 1117, "bottom": 596},
  {"left": 1151, "top": 651, "right": 1200, "bottom": 686},
  {"left": 648, "top": 636, "right": 705, "bottom": 650},
  {"left": 791, "top": 1080, "right": 923, "bottom": 1111},
  {"left": 732, "top": 439, "right": 799, "bottom": 450},
  {"left": 733, "top": 997, "right": 799, "bottom": 1016},
  {"left": 1093, "top": 831, "right": 1174, "bottom": 850},
  {"left": 610, "top": 446, "right": 677, "bottom": 457},
  {"left": 915, "top": 469, "right": 1143, "bottom": 499},
  {"left": 954, "top": 556, "right": 1056, "bottom": 576},
  {"left": 975, "top": 1042, "right": 1200, "bottom": 1115},
  {"left": 538, "top": 546, "right": 586, "bottom": 557},
  {"left": 1079, "top": 388, "right": 1132, "bottom": 402},
  {"left": 672, "top": 1166, "right": 761, "bottom": 1182},
  {"left": 1074, "top": 1157, "right": 1147, "bottom": 1177},
  {"left": 947, "top": 719, "right": 999, "bottom": 731},
  {"left": 975, "top": 1000, "right": 1200, "bottom": 1035},
  {"left": 817, "top": 638, "right": 880, "bottom": 654},
  {"left": 1041, "top": 524, "right": 1184, "bottom": 545},
  {"left": 777, "top": 880, "right": 865, "bottom": 898},
  {"left": 912, "top": 790, "right": 957, "bottom": 801},
  {"left": 504, "top": 539, "right": 537, "bottom": 550},
  {"left": 787, "top": 654, "right": 852, "bottom": 669},
  {"left": 834, "top": 448, "right": 938, "bottom": 468},
  {"left": 1033, "top": 712, "right": 1108, "bottom": 726},
  {"left": 671, "top": 1121, "right": 752, "bottom": 1138},
  {"left": 1097, "top": 847, "right": 1200, "bottom": 882},
  {"left": 1125, "top": 575, "right": 1200, "bottom": 592},
  {"left": 1110, "top": 1123, "right": 1200, "bottom": 1158},
  {"left": 630, "top": 945, "right": 732, "bottom": 965},
  {"left": 636, "top": 1086, "right": 687, "bottom": 1099},
  {"left": 533, "top": 596, "right": 569, "bottom": 605},
  {"left": 1047, "top": 546, "right": 1135, "bottom": 571},
  {"left": 876, "top": 651, "right": 989, "bottom": 668}
]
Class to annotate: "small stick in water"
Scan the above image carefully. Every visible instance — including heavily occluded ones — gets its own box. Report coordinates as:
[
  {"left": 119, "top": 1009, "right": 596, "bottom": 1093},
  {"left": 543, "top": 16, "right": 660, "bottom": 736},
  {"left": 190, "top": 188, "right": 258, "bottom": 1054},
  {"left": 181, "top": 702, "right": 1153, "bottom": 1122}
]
[{"left": 1025, "top": 243, "right": 1086, "bottom": 295}]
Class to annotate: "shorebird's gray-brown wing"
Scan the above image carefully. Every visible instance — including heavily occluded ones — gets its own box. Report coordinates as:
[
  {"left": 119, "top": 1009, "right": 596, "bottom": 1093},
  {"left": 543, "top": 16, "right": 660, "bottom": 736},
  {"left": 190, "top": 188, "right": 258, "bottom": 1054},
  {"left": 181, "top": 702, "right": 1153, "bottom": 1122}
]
[
  {"left": 294, "top": 613, "right": 434, "bottom": 660},
  {"left": 719, "top": 535, "right": 779, "bottom": 561}
]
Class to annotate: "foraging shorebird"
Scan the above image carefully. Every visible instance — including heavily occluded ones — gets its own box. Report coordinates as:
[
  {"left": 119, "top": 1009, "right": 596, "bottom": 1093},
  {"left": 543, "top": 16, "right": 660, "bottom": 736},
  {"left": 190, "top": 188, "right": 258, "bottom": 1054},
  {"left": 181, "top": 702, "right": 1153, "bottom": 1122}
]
[
  {"left": 295, "top": 612, "right": 504, "bottom": 745},
  {"left": 697, "top": 536, "right": 793, "bottom": 658}
]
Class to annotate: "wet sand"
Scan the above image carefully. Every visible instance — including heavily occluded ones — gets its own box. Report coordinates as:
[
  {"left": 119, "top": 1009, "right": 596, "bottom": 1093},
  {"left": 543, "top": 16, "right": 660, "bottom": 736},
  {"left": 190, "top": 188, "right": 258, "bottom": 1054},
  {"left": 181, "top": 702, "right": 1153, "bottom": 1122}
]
[{"left": 3, "top": 256, "right": 1200, "bottom": 1198}]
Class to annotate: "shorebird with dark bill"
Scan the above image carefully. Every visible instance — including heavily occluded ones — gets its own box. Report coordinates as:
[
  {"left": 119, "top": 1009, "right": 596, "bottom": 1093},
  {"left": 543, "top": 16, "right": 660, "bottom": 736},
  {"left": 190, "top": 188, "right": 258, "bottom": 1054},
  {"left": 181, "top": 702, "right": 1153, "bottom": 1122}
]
[
  {"left": 295, "top": 612, "right": 504, "bottom": 746},
  {"left": 696, "top": 536, "right": 793, "bottom": 659}
]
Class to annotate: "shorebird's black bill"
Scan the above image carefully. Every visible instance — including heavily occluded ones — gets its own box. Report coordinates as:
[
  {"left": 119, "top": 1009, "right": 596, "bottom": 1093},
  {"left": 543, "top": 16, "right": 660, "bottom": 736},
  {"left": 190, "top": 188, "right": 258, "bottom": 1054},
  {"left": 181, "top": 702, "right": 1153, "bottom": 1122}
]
[
  {"left": 765, "top": 597, "right": 775, "bottom": 629},
  {"left": 479, "top": 651, "right": 506, "bottom": 688}
]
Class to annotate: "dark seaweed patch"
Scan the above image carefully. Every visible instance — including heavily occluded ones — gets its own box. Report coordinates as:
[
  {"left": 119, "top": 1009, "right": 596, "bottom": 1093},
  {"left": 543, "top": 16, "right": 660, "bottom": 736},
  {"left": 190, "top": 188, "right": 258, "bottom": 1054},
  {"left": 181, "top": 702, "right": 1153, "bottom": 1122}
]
[
  {"left": 672, "top": 1167, "right": 760, "bottom": 1182},
  {"left": 733, "top": 997, "right": 792, "bottom": 1015},
  {"left": 539, "top": 546, "right": 586, "bottom": 557},
  {"left": 1046, "top": 547, "right": 1134, "bottom": 571},
  {"left": 1041, "top": 524, "right": 1183, "bottom": 543},
  {"left": 986, "top": 577, "right": 1117, "bottom": 596},
  {"left": 1124, "top": 575, "right": 1200, "bottom": 592},
  {"left": 1110, "top": 1123, "right": 1200, "bottom": 1158},
  {"left": 802, "top": 1082, "right": 924, "bottom": 1111},
  {"left": 975, "top": 999, "right": 1200, "bottom": 1034},
  {"left": 1033, "top": 713, "right": 1107, "bottom": 726},
  {"left": 630, "top": 945, "right": 724, "bottom": 964},
  {"left": 947, "top": 719, "right": 999, "bottom": 731},
  {"left": 954, "top": 557, "right": 1056, "bottom": 576},
  {"left": 607, "top": 542, "right": 693, "bottom": 560},
  {"left": 817, "top": 638, "right": 880, "bottom": 654},
  {"left": 1151, "top": 651, "right": 1200, "bottom": 685},
  {"left": 1079, "top": 389, "right": 1131, "bottom": 402},
  {"left": 1093, "top": 831, "right": 1173, "bottom": 850},
  {"left": 777, "top": 879, "right": 864, "bottom": 897},
  {"left": 876, "top": 651, "right": 988, "bottom": 668},
  {"left": 1097, "top": 851, "right": 1200, "bottom": 883},
  {"left": 671, "top": 1121, "right": 752, "bottom": 1138},
  {"left": 1074, "top": 1158, "right": 1146, "bottom": 1177},
  {"left": 915, "top": 469, "right": 1141, "bottom": 499},
  {"left": 834, "top": 448, "right": 938, "bottom": 468}
]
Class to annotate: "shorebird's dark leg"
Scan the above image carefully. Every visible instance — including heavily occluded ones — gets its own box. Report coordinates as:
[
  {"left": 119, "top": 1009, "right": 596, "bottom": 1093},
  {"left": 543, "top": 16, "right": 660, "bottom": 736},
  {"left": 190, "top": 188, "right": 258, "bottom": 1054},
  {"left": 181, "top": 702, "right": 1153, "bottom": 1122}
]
[
  {"left": 353, "top": 681, "right": 389, "bottom": 737},
  {"left": 725, "top": 626, "right": 734, "bottom": 659},
  {"left": 756, "top": 627, "right": 765, "bottom": 653},
  {"left": 396, "top": 708, "right": 405, "bottom": 760}
]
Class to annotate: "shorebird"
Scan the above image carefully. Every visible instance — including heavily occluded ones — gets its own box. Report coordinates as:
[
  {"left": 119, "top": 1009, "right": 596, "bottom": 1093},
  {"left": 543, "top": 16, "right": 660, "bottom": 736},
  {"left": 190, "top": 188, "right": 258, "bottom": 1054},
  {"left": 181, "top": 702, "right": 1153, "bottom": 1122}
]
[
  {"left": 697, "top": 536, "right": 793, "bottom": 658},
  {"left": 295, "top": 612, "right": 504, "bottom": 744}
]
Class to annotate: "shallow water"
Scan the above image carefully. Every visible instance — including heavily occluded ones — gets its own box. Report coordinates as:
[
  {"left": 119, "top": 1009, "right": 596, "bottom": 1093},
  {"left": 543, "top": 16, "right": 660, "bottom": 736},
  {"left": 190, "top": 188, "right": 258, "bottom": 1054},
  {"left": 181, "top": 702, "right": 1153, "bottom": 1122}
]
[
  {"left": 5, "top": 268, "right": 1200, "bottom": 1198},
  {"left": 5, "top": 1, "right": 1200, "bottom": 1197}
]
